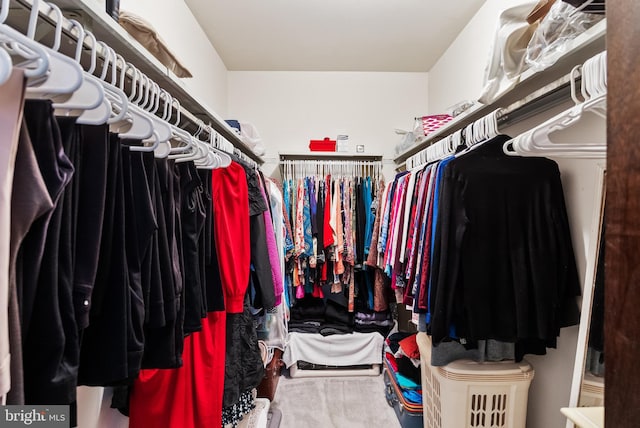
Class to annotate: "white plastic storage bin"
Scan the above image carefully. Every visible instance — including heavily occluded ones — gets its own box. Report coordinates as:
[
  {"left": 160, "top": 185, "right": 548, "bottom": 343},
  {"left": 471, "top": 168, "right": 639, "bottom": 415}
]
[{"left": 417, "top": 333, "right": 534, "bottom": 428}]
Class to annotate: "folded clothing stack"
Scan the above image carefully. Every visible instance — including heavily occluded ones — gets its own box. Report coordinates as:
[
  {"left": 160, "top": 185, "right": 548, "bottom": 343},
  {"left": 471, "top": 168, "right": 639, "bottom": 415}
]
[
  {"left": 288, "top": 296, "right": 393, "bottom": 337},
  {"left": 385, "top": 332, "right": 422, "bottom": 390}
]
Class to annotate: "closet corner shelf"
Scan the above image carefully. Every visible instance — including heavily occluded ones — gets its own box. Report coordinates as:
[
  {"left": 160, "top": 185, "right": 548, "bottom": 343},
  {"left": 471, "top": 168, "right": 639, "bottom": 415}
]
[
  {"left": 279, "top": 153, "right": 383, "bottom": 162},
  {"left": 394, "top": 19, "right": 607, "bottom": 165},
  {"left": 11, "top": 0, "right": 264, "bottom": 165}
]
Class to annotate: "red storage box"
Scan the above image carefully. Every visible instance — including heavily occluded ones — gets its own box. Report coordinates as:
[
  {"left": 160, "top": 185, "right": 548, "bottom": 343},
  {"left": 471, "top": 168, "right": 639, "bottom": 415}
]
[{"left": 309, "top": 137, "right": 336, "bottom": 152}]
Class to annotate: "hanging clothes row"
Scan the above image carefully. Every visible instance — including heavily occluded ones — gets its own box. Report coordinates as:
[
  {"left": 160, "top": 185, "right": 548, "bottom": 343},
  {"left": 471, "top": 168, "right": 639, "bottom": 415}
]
[
  {"left": 0, "top": 2, "right": 283, "bottom": 427},
  {"left": 280, "top": 158, "right": 394, "bottom": 337},
  {"left": 372, "top": 122, "right": 582, "bottom": 366}
]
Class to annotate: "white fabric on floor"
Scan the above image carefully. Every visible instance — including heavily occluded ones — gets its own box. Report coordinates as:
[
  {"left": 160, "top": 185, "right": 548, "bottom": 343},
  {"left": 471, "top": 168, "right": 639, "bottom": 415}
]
[{"left": 283, "top": 332, "right": 383, "bottom": 368}]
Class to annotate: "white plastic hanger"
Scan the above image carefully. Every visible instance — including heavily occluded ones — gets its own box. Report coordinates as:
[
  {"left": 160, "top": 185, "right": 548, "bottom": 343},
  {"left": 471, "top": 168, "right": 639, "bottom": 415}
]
[
  {"left": 206, "top": 126, "right": 232, "bottom": 167},
  {"left": 149, "top": 89, "right": 174, "bottom": 158},
  {"left": 130, "top": 69, "right": 148, "bottom": 106},
  {"left": 0, "top": 0, "right": 49, "bottom": 82},
  {"left": 173, "top": 120, "right": 209, "bottom": 163},
  {"left": 452, "top": 109, "right": 501, "bottom": 158},
  {"left": 52, "top": 18, "right": 105, "bottom": 117},
  {"left": 103, "top": 50, "right": 149, "bottom": 139},
  {"left": 167, "top": 98, "right": 196, "bottom": 155},
  {"left": 118, "top": 58, "right": 171, "bottom": 157},
  {"left": 504, "top": 52, "right": 606, "bottom": 158},
  {"left": 159, "top": 89, "right": 172, "bottom": 122},
  {"left": 0, "top": 45, "right": 11, "bottom": 86},
  {"left": 194, "top": 125, "right": 223, "bottom": 169},
  {"left": 74, "top": 30, "right": 112, "bottom": 125},
  {"left": 90, "top": 42, "right": 130, "bottom": 131},
  {"left": 174, "top": 138, "right": 208, "bottom": 164},
  {"left": 24, "top": 0, "right": 83, "bottom": 101},
  {"left": 118, "top": 101, "right": 154, "bottom": 140},
  {"left": 0, "top": 0, "right": 12, "bottom": 86}
]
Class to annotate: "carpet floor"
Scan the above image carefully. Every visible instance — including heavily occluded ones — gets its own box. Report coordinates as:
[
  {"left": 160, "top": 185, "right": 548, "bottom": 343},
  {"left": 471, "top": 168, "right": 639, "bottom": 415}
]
[{"left": 270, "top": 372, "right": 402, "bottom": 428}]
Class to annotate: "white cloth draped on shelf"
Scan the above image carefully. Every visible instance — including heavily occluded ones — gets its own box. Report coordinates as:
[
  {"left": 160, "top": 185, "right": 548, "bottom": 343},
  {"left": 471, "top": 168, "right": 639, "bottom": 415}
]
[{"left": 282, "top": 332, "right": 383, "bottom": 369}]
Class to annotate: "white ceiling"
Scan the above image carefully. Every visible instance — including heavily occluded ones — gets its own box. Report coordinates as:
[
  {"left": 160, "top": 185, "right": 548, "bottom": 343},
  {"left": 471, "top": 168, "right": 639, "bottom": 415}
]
[{"left": 184, "top": 0, "right": 487, "bottom": 72}]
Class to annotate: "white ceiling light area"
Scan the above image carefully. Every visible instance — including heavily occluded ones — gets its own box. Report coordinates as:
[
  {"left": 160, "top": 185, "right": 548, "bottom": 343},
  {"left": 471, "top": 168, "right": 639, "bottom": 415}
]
[{"left": 184, "top": 0, "right": 487, "bottom": 72}]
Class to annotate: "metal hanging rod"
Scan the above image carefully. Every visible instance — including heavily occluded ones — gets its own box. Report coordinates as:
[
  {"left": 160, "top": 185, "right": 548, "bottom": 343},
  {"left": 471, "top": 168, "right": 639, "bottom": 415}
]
[
  {"left": 279, "top": 153, "right": 383, "bottom": 162},
  {"left": 281, "top": 158, "right": 382, "bottom": 184}
]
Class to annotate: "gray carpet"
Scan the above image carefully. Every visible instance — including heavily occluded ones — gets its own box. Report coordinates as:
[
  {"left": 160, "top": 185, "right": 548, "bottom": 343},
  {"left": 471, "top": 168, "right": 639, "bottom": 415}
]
[{"left": 270, "top": 373, "right": 402, "bottom": 428}]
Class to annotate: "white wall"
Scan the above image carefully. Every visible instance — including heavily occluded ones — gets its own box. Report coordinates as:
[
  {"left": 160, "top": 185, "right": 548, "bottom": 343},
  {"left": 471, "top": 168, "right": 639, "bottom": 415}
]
[
  {"left": 119, "top": 0, "right": 229, "bottom": 115},
  {"left": 227, "top": 71, "right": 429, "bottom": 180},
  {"left": 428, "top": 0, "right": 532, "bottom": 114}
]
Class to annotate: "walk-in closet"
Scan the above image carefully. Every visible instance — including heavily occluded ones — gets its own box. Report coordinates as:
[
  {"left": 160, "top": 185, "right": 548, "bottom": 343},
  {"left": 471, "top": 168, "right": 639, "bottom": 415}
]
[{"left": 0, "top": 0, "right": 633, "bottom": 427}]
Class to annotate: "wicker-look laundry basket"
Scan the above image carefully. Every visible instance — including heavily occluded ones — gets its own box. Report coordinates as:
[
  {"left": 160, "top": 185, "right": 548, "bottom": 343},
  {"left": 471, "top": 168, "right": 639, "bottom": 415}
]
[{"left": 417, "top": 333, "right": 534, "bottom": 428}]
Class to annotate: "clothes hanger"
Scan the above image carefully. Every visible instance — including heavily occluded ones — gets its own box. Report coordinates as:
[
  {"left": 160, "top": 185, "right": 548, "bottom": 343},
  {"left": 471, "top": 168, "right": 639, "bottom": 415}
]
[
  {"left": 0, "top": 1, "right": 12, "bottom": 86},
  {"left": 197, "top": 125, "right": 225, "bottom": 169},
  {"left": 193, "top": 128, "right": 229, "bottom": 169},
  {"left": 171, "top": 119, "right": 207, "bottom": 163},
  {"left": 24, "top": 0, "right": 83, "bottom": 102},
  {"left": 167, "top": 98, "right": 196, "bottom": 155},
  {"left": 73, "top": 30, "right": 111, "bottom": 125},
  {"left": 120, "top": 61, "right": 171, "bottom": 157},
  {"left": 504, "top": 53, "right": 606, "bottom": 158},
  {"left": 505, "top": 95, "right": 605, "bottom": 156},
  {"left": 104, "top": 51, "right": 152, "bottom": 141},
  {"left": 194, "top": 132, "right": 221, "bottom": 169},
  {"left": 212, "top": 127, "right": 233, "bottom": 167},
  {"left": 0, "top": 43, "right": 11, "bottom": 86},
  {"left": 569, "top": 65, "right": 584, "bottom": 105},
  {"left": 171, "top": 118, "right": 205, "bottom": 161},
  {"left": 90, "top": 42, "right": 131, "bottom": 131},
  {"left": 0, "top": 0, "right": 49, "bottom": 82},
  {"left": 113, "top": 62, "right": 161, "bottom": 152},
  {"left": 169, "top": 108, "right": 200, "bottom": 159},
  {"left": 149, "top": 89, "right": 174, "bottom": 158},
  {"left": 119, "top": 104, "right": 156, "bottom": 143},
  {"left": 206, "top": 126, "right": 231, "bottom": 167},
  {"left": 116, "top": 73, "right": 154, "bottom": 141},
  {"left": 52, "top": 17, "right": 105, "bottom": 117},
  {"left": 174, "top": 137, "right": 210, "bottom": 164},
  {"left": 147, "top": 82, "right": 162, "bottom": 115},
  {"left": 451, "top": 109, "right": 502, "bottom": 159},
  {"left": 193, "top": 150, "right": 218, "bottom": 169}
]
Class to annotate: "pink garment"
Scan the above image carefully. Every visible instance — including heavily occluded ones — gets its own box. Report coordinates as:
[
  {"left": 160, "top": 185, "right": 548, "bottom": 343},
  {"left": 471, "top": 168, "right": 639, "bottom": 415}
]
[
  {"left": 405, "top": 170, "right": 431, "bottom": 282},
  {"left": 383, "top": 176, "right": 406, "bottom": 272},
  {"left": 334, "top": 179, "right": 344, "bottom": 275},
  {"left": 259, "top": 183, "right": 283, "bottom": 305},
  {"left": 294, "top": 180, "right": 305, "bottom": 256},
  {"left": 323, "top": 175, "right": 334, "bottom": 249}
]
